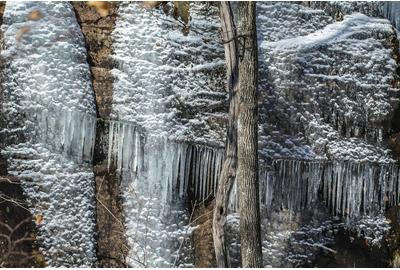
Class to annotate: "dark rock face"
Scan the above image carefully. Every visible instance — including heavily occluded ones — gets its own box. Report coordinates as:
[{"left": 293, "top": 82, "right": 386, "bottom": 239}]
[
  {"left": 192, "top": 201, "right": 216, "bottom": 267},
  {"left": 72, "top": 2, "right": 128, "bottom": 267},
  {"left": 72, "top": 1, "right": 117, "bottom": 119},
  {"left": 0, "top": 176, "right": 41, "bottom": 267}
]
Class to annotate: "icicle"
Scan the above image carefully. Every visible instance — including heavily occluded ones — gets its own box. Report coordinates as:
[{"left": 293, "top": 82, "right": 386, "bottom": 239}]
[
  {"left": 107, "top": 121, "right": 114, "bottom": 172},
  {"left": 133, "top": 128, "right": 139, "bottom": 175},
  {"left": 178, "top": 144, "right": 186, "bottom": 199}
]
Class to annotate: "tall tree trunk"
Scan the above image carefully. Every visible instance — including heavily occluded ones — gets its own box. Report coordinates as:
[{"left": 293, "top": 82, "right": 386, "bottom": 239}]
[
  {"left": 236, "top": 1, "right": 263, "bottom": 268},
  {"left": 212, "top": 1, "right": 239, "bottom": 268}
]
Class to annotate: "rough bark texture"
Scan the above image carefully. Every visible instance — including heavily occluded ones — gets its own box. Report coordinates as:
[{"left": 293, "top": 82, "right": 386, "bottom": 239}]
[
  {"left": 236, "top": 2, "right": 263, "bottom": 268},
  {"left": 71, "top": 2, "right": 128, "bottom": 267},
  {"left": 213, "top": 1, "right": 239, "bottom": 268}
]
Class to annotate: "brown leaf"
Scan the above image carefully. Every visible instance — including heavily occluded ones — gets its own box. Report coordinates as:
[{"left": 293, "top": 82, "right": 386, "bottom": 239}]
[
  {"left": 141, "top": 1, "right": 164, "bottom": 9},
  {"left": 87, "top": 1, "right": 110, "bottom": 17},
  {"left": 16, "top": 26, "right": 31, "bottom": 42},
  {"left": 27, "top": 10, "right": 43, "bottom": 21},
  {"left": 34, "top": 214, "right": 44, "bottom": 225}
]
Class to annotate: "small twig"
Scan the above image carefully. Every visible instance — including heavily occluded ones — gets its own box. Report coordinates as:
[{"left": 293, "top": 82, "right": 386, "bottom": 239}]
[
  {"left": 221, "top": 33, "right": 249, "bottom": 44},
  {"left": 96, "top": 176, "right": 106, "bottom": 197},
  {"left": 95, "top": 195, "right": 124, "bottom": 228},
  {"left": 0, "top": 177, "right": 18, "bottom": 184},
  {"left": 314, "top": 243, "right": 337, "bottom": 254},
  {"left": 173, "top": 200, "right": 197, "bottom": 267}
]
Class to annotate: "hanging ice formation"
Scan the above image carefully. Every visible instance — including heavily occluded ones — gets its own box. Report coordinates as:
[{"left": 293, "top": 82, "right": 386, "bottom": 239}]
[
  {"left": 1, "top": 2, "right": 97, "bottom": 267},
  {"left": 380, "top": 2, "right": 400, "bottom": 31},
  {"left": 218, "top": 3, "right": 400, "bottom": 222},
  {"left": 110, "top": 2, "right": 226, "bottom": 267},
  {"left": 107, "top": 121, "right": 225, "bottom": 203},
  {"left": 257, "top": 160, "right": 400, "bottom": 219},
  {"left": 108, "top": 4, "right": 400, "bottom": 266}
]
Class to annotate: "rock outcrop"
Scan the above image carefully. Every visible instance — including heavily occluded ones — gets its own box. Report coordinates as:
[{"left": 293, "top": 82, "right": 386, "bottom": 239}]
[
  {"left": 1, "top": 1, "right": 400, "bottom": 268},
  {"left": 72, "top": 2, "right": 128, "bottom": 267}
]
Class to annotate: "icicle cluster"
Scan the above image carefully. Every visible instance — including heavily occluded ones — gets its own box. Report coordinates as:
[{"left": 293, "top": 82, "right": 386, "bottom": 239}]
[
  {"left": 263, "top": 159, "right": 400, "bottom": 219},
  {"left": 30, "top": 107, "right": 96, "bottom": 163},
  {"left": 107, "top": 120, "right": 224, "bottom": 203},
  {"left": 321, "top": 161, "right": 399, "bottom": 218},
  {"left": 106, "top": 120, "right": 224, "bottom": 267},
  {"left": 263, "top": 160, "right": 324, "bottom": 212}
]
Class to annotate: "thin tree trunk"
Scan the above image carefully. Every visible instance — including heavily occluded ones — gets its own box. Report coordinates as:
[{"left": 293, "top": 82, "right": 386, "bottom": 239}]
[
  {"left": 236, "top": 1, "right": 263, "bottom": 268},
  {"left": 212, "top": 1, "right": 239, "bottom": 268}
]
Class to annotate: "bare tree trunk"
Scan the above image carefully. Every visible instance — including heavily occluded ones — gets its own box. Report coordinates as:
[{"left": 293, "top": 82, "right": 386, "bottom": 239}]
[
  {"left": 236, "top": 1, "right": 263, "bottom": 268},
  {"left": 212, "top": 1, "right": 239, "bottom": 268}
]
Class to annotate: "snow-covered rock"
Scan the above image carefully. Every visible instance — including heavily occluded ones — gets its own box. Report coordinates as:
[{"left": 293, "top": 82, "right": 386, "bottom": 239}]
[{"left": 1, "top": 2, "right": 97, "bottom": 267}]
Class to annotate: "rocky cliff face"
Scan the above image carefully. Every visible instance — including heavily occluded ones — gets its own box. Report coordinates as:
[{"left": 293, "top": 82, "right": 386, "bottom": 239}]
[
  {"left": 1, "top": 1, "right": 400, "bottom": 268},
  {"left": 72, "top": 2, "right": 128, "bottom": 267}
]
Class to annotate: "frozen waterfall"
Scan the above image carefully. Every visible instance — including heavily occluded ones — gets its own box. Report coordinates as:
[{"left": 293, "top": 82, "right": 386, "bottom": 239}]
[
  {"left": 110, "top": 2, "right": 226, "bottom": 267},
  {"left": 106, "top": 120, "right": 224, "bottom": 267},
  {"left": 1, "top": 2, "right": 97, "bottom": 267}
]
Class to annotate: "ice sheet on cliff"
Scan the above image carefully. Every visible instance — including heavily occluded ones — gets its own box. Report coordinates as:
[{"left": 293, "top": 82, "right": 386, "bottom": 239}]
[
  {"left": 1, "top": 1, "right": 400, "bottom": 268},
  {"left": 226, "top": 2, "right": 400, "bottom": 267},
  {"left": 109, "top": 1, "right": 400, "bottom": 267},
  {"left": 1, "top": 2, "right": 97, "bottom": 267},
  {"left": 110, "top": 2, "right": 227, "bottom": 267}
]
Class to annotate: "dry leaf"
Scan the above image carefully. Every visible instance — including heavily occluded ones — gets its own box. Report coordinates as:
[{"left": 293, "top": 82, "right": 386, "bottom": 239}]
[
  {"left": 142, "top": 1, "right": 164, "bottom": 9},
  {"left": 34, "top": 214, "right": 44, "bottom": 225},
  {"left": 27, "top": 10, "right": 43, "bottom": 21},
  {"left": 87, "top": 1, "right": 110, "bottom": 17},
  {"left": 16, "top": 26, "right": 31, "bottom": 42}
]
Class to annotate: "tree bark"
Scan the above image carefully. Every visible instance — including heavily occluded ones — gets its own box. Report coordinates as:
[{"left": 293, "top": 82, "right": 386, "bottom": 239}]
[
  {"left": 237, "top": 1, "right": 263, "bottom": 268},
  {"left": 212, "top": 1, "right": 239, "bottom": 268}
]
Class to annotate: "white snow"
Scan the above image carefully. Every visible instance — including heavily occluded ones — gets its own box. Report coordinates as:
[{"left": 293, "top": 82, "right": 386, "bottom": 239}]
[{"left": 111, "top": 2, "right": 226, "bottom": 146}]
